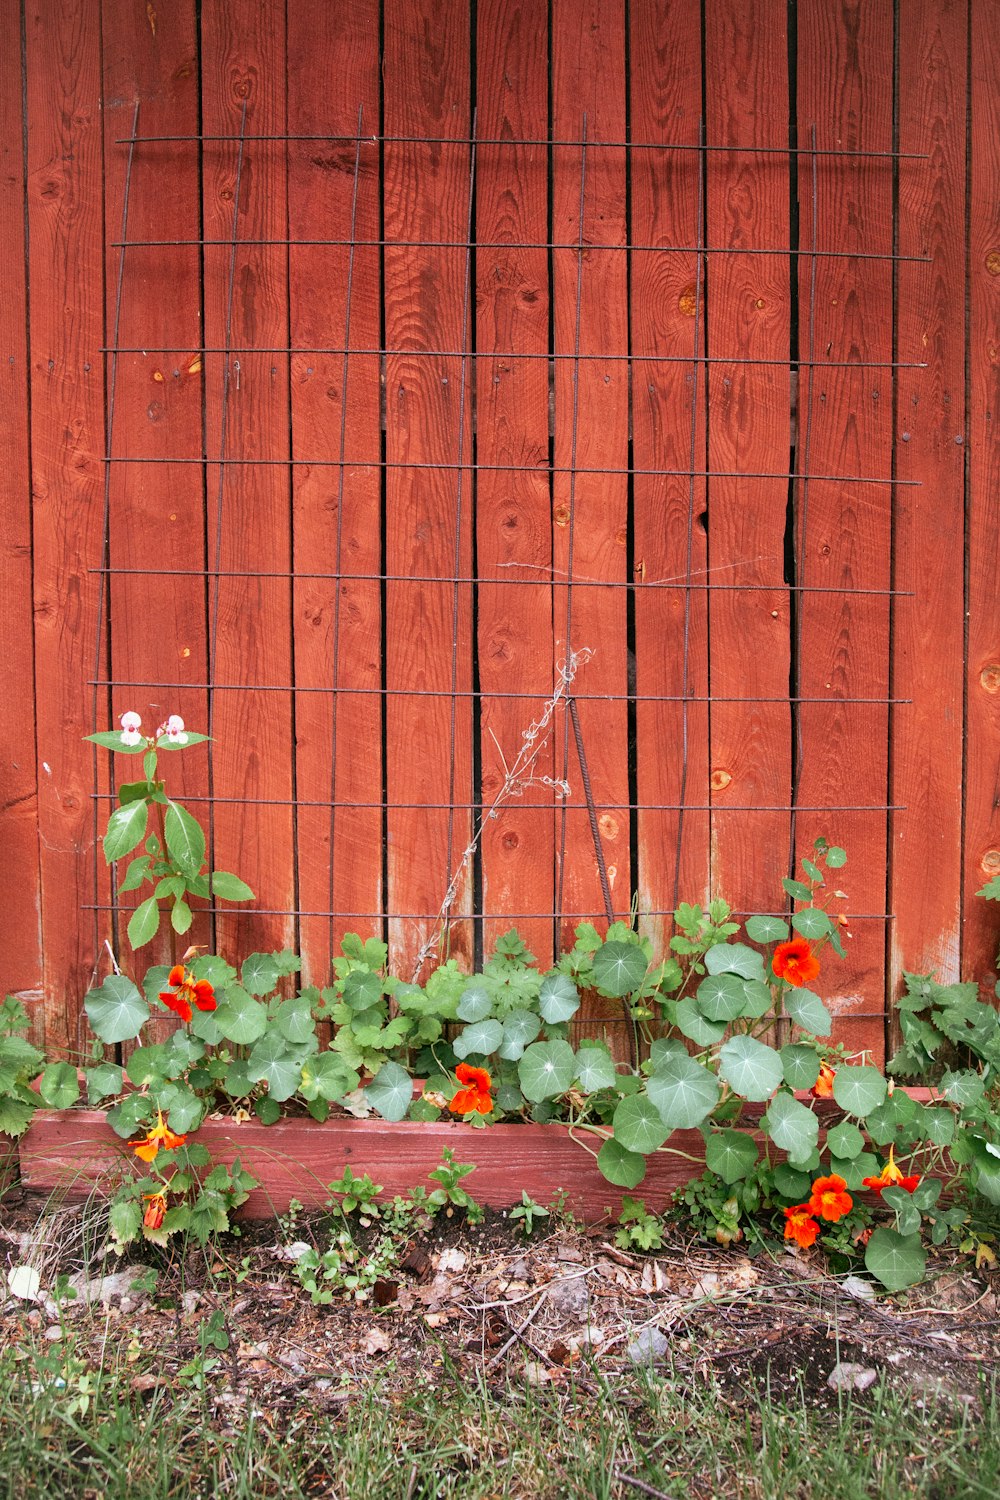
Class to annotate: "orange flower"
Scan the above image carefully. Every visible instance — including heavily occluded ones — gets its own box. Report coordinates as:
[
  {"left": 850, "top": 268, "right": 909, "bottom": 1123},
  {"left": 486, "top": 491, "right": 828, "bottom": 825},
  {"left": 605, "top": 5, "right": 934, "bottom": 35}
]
[
  {"left": 862, "top": 1145, "right": 920, "bottom": 1196},
  {"left": 809, "top": 1173, "right": 854, "bottom": 1223},
  {"left": 812, "top": 1061, "right": 835, "bottom": 1098},
  {"left": 159, "top": 964, "right": 216, "bottom": 1024},
  {"left": 784, "top": 1204, "right": 820, "bottom": 1248},
  {"left": 772, "top": 938, "right": 821, "bottom": 988},
  {"left": 132, "top": 1109, "right": 187, "bottom": 1163},
  {"left": 142, "top": 1193, "right": 167, "bottom": 1229},
  {"left": 449, "top": 1062, "right": 493, "bottom": 1116}
]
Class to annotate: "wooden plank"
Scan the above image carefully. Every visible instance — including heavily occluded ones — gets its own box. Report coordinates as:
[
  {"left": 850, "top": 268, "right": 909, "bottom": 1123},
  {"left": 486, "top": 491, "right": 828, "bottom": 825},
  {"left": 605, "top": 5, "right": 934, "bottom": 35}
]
[
  {"left": 550, "top": 0, "right": 631, "bottom": 1049},
  {"left": 25, "top": 0, "right": 106, "bottom": 1056},
  {"left": 475, "top": 0, "right": 554, "bottom": 965},
  {"left": 795, "top": 0, "right": 894, "bottom": 1062},
  {"left": 383, "top": 0, "right": 474, "bottom": 981},
  {"left": 629, "top": 0, "right": 710, "bottom": 953},
  {"left": 965, "top": 0, "right": 1000, "bottom": 993},
  {"left": 101, "top": 0, "right": 209, "bottom": 969},
  {"left": 702, "top": 2, "right": 792, "bottom": 934},
  {"left": 0, "top": 0, "right": 43, "bottom": 1031},
  {"left": 286, "top": 0, "right": 383, "bottom": 985},
  {"left": 890, "top": 0, "right": 967, "bottom": 1031},
  {"left": 200, "top": 0, "right": 296, "bottom": 963}
]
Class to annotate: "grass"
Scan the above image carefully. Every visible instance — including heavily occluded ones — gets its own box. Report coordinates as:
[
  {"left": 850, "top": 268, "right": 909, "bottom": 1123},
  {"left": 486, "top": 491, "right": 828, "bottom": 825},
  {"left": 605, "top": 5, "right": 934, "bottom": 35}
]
[{"left": 0, "top": 1326, "right": 997, "bottom": 1500}]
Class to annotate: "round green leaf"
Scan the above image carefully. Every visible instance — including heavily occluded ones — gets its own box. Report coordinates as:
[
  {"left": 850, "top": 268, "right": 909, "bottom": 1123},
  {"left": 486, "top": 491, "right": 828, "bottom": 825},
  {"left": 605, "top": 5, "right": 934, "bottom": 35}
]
[
  {"left": 159, "top": 1086, "right": 205, "bottom": 1135},
  {"left": 242, "top": 952, "right": 281, "bottom": 997},
  {"left": 363, "top": 1062, "right": 414, "bottom": 1122},
  {"left": 780, "top": 1044, "right": 821, "bottom": 1092},
  {"left": 256, "top": 1096, "right": 281, "bottom": 1126},
  {"left": 791, "top": 907, "right": 831, "bottom": 941},
  {"left": 518, "top": 1040, "right": 577, "bottom": 1101},
  {"left": 538, "top": 973, "right": 581, "bottom": 1023},
  {"left": 696, "top": 972, "right": 749, "bottom": 1023},
  {"left": 275, "top": 995, "right": 317, "bottom": 1045},
  {"left": 918, "top": 1108, "right": 955, "bottom": 1147},
  {"left": 940, "top": 1069, "right": 985, "bottom": 1108},
  {"left": 772, "top": 1163, "right": 812, "bottom": 1201},
  {"left": 704, "top": 942, "right": 766, "bottom": 982},
  {"left": 719, "top": 1036, "right": 783, "bottom": 1102},
  {"left": 865, "top": 1227, "right": 926, "bottom": 1292},
  {"left": 126, "top": 895, "right": 161, "bottom": 950},
  {"left": 457, "top": 984, "right": 493, "bottom": 1023},
  {"left": 705, "top": 1129, "right": 758, "bottom": 1184},
  {"left": 246, "top": 1035, "right": 305, "bottom": 1102},
  {"left": 597, "top": 1136, "right": 647, "bottom": 1188},
  {"left": 299, "top": 1052, "right": 358, "bottom": 1103},
  {"left": 38, "top": 1062, "right": 79, "bottom": 1111},
  {"left": 342, "top": 969, "right": 383, "bottom": 1012},
  {"left": 739, "top": 980, "right": 775, "bottom": 1019},
  {"left": 783, "top": 988, "right": 832, "bottom": 1037},
  {"left": 645, "top": 1054, "right": 720, "bottom": 1130},
  {"left": 498, "top": 1009, "right": 542, "bottom": 1060},
  {"left": 215, "top": 986, "right": 268, "bottom": 1045},
  {"left": 591, "top": 942, "right": 647, "bottom": 998},
  {"left": 674, "top": 995, "right": 727, "bottom": 1046},
  {"left": 103, "top": 799, "right": 150, "bottom": 862},
  {"left": 745, "top": 915, "right": 789, "bottom": 945},
  {"left": 648, "top": 1038, "right": 689, "bottom": 1071},
  {"left": 826, "top": 1120, "right": 864, "bottom": 1159},
  {"left": 832, "top": 1065, "right": 887, "bottom": 1118},
  {"left": 84, "top": 974, "right": 150, "bottom": 1044},
  {"left": 454, "top": 1019, "right": 504, "bottom": 1059},
  {"left": 574, "top": 1045, "right": 617, "bottom": 1093},
  {"left": 612, "top": 1095, "right": 669, "bottom": 1155},
  {"left": 763, "top": 1091, "right": 820, "bottom": 1165},
  {"left": 224, "top": 1059, "right": 254, "bottom": 1098},
  {"left": 163, "top": 800, "right": 205, "bottom": 878},
  {"left": 825, "top": 846, "right": 847, "bottom": 869},
  {"left": 86, "top": 1062, "right": 123, "bottom": 1105},
  {"left": 828, "top": 1150, "right": 880, "bottom": 1190},
  {"left": 210, "top": 870, "right": 255, "bottom": 902}
]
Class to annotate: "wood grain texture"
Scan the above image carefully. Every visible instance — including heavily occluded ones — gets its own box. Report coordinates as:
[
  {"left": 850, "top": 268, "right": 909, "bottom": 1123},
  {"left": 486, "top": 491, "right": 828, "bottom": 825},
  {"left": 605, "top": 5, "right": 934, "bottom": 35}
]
[
  {"left": 890, "top": 0, "right": 967, "bottom": 1031},
  {"left": 964, "top": 0, "right": 1000, "bottom": 992},
  {"left": 201, "top": 0, "right": 296, "bottom": 963},
  {"left": 475, "top": 0, "right": 554, "bottom": 965},
  {"left": 0, "top": 0, "right": 43, "bottom": 1026},
  {"left": 629, "top": 0, "right": 710, "bottom": 951},
  {"left": 551, "top": 0, "right": 631, "bottom": 1051},
  {"left": 26, "top": 0, "right": 106, "bottom": 1055},
  {"left": 703, "top": 0, "right": 792, "bottom": 926},
  {"left": 287, "top": 0, "right": 383, "bottom": 984},
  {"left": 795, "top": 0, "right": 894, "bottom": 1061},
  {"left": 101, "top": 0, "right": 209, "bottom": 968},
  {"left": 383, "top": 0, "right": 474, "bottom": 980}
]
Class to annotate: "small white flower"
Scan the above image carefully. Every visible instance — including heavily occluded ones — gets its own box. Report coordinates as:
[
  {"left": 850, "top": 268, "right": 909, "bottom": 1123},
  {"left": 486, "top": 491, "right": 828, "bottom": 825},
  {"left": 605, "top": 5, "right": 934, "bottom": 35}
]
[
  {"left": 163, "top": 713, "right": 189, "bottom": 745},
  {"left": 119, "top": 710, "right": 142, "bottom": 746}
]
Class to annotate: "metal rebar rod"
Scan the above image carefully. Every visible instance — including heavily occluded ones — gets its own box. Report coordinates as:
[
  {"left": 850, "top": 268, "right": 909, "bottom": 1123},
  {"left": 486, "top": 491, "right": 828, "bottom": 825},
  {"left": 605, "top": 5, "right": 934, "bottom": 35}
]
[{"left": 99, "top": 342, "right": 927, "bottom": 365}]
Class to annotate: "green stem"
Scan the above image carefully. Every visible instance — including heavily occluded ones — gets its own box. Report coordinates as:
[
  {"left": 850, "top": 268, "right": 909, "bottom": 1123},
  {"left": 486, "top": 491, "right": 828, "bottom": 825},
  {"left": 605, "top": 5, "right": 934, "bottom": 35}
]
[{"left": 154, "top": 800, "right": 177, "bottom": 969}]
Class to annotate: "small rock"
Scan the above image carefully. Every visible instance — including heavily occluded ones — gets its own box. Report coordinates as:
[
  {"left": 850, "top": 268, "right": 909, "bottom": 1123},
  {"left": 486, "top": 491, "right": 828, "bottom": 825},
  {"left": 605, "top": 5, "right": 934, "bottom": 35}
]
[
  {"left": 546, "top": 1273, "right": 589, "bottom": 1316},
  {"left": 841, "top": 1275, "right": 875, "bottom": 1301},
  {"left": 43, "top": 1326, "right": 63, "bottom": 1341},
  {"left": 627, "top": 1327, "right": 669, "bottom": 1365},
  {"left": 68, "top": 1269, "right": 135, "bottom": 1305},
  {"left": 827, "top": 1362, "right": 878, "bottom": 1392},
  {"left": 7, "top": 1266, "right": 42, "bottom": 1302}
]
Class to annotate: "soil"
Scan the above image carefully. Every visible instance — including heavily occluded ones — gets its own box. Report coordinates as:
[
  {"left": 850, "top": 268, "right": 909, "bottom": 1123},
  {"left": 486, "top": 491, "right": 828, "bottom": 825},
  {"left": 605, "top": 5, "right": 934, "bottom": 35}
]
[{"left": 1, "top": 1183, "right": 998, "bottom": 1420}]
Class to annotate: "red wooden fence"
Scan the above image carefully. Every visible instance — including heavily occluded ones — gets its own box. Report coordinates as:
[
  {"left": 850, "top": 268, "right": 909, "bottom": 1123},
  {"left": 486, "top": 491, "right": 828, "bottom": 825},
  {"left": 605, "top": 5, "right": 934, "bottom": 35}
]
[{"left": 2, "top": 0, "right": 997, "bottom": 1066}]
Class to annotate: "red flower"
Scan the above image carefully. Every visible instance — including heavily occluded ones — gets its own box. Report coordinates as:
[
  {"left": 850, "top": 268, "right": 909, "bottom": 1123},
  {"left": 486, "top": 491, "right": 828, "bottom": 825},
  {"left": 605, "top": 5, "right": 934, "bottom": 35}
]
[
  {"left": 772, "top": 938, "right": 821, "bottom": 988},
  {"left": 449, "top": 1063, "right": 493, "bottom": 1116},
  {"left": 142, "top": 1193, "right": 167, "bottom": 1230},
  {"left": 159, "top": 964, "right": 216, "bottom": 1024},
  {"left": 132, "top": 1110, "right": 187, "bottom": 1163},
  {"left": 809, "top": 1173, "right": 854, "bottom": 1223},
  {"left": 784, "top": 1204, "right": 820, "bottom": 1248},
  {"left": 812, "top": 1061, "right": 835, "bottom": 1098},
  {"left": 862, "top": 1146, "right": 920, "bottom": 1196}
]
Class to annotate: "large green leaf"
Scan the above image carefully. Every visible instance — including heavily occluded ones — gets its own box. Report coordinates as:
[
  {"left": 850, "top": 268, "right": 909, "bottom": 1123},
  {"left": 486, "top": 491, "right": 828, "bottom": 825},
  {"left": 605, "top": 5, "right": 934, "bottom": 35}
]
[
  {"left": 705, "top": 1129, "right": 758, "bottom": 1184},
  {"left": 940, "top": 1069, "right": 985, "bottom": 1108},
  {"left": 696, "top": 972, "right": 749, "bottom": 1023},
  {"left": 242, "top": 952, "right": 281, "bottom": 997},
  {"left": 674, "top": 996, "right": 727, "bottom": 1046},
  {"left": 780, "top": 1044, "right": 821, "bottom": 1092},
  {"left": 832, "top": 1066, "right": 886, "bottom": 1118},
  {"left": 591, "top": 942, "right": 647, "bottom": 998},
  {"left": 364, "top": 1061, "right": 413, "bottom": 1122},
  {"left": 518, "top": 1040, "right": 577, "bottom": 1101},
  {"left": 825, "top": 1120, "right": 864, "bottom": 1160},
  {"left": 538, "top": 973, "right": 581, "bottom": 1023},
  {"left": 645, "top": 1054, "right": 719, "bottom": 1131},
  {"left": 597, "top": 1136, "right": 647, "bottom": 1187},
  {"left": 246, "top": 1035, "right": 305, "bottom": 1102},
  {"left": 103, "top": 799, "right": 150, "bottom": 862},
  {"left": 454, "top": 1019, "right": 504, "bottom": 1059},
  {"left": 790, "top": 907, "right": 832, "bottom": 941},
  {"left": 38, "top": 1062, "right": 79, "bottom": 1111},
  {"left": 457, "top": 984, "right": 493, "bottom": 1023},
  {"left": 164, "top": 801, "right": 205, "bottom": 877},
  {"left": 299, "top": 1052, "right": 358, "bottom": 1103},
  {"left": 718, "top": 1036, "right": 783, "bottom": 1102},
  {"left": 744, "top": 915, "right": 789, "bottom": 945},
  {"left": 704, "top": 942, "right": 766, "bottom": 982},
  {"left": 783, "top": 988, "right": 832, "bottom": 1037},
  {"left": 865, "top": 1227, "right": 926, "bottom": 1292},
  {"left": 85, "top": 730, "right": 147, "bottom": 754},
  {"left": 214, "top": 986, "right": 268, "bottom": 1045},
  {"left": 86, "top": 1062, "right": 124, "bottom": 1105},
  {"left": 85, "top": 974, "right": 150, "bottom": 1044},
  {"left": 126, "top": 895, "right": 161, "bottom": 950},
  {"left": 210, "top": 870, "right": 255, "bottom": 902},
  {"left": 275, "top": 995, "right": 317, "bottom": 1045},
  {"left": 574, "top": 1044, "right": 617, "bottom": 1093},
  {"left": 763, "top": 1091, "right": 820, "bottom": 1165},
  {"left": 612, "top": 1095, "right": 669, "bottom": 1155},
  {"left": 498, "top": 1010, "right": 542, "bottom": 1061}
]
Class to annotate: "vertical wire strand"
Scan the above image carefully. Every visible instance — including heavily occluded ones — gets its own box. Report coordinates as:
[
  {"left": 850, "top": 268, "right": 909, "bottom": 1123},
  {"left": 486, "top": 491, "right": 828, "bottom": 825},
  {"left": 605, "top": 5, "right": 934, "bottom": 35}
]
[
  {"left": 206, "top": 99, "right": 249, "bottom": 944},
  {"left": 555, "top": 113, "right": 588, "bottom": 928},
  {"left": 671, "top": 116, "right": 707, "bottom": 914},
  {"left": 326, "top": 104, "right": 366, "bottom": 964},
  {"left": 93, "top": 99, "right": 141, "bottom": 964},
  {"left": 440, "top": 112, "right": 479, "bottom": 956}
]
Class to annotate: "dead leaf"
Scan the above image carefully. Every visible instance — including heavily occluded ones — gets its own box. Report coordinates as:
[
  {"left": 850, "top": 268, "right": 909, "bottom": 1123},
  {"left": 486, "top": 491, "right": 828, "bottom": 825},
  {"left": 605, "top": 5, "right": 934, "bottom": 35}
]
[
  {"left": 363, "top": 1326, "right": 391, "bottom": 1356},
  {"left": 523, "top": 1360, "right": 555, "bottom": 1385},
  {"left": 434, "top": 1247, "right": 468, "bottom": 1274}
]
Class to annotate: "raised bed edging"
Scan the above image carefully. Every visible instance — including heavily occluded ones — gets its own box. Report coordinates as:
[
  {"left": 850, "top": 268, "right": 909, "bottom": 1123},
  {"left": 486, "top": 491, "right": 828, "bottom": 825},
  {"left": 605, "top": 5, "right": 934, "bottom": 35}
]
[{"left": 14, "top": 1089, "right": 940, "bottom": 1222}]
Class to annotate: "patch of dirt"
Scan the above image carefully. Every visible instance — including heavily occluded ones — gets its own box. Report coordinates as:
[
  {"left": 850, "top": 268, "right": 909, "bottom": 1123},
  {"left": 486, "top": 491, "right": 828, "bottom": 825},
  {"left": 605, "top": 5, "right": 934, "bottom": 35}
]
[{"left": 2, "top": 1183, "right": 998, "bottom": 1423}]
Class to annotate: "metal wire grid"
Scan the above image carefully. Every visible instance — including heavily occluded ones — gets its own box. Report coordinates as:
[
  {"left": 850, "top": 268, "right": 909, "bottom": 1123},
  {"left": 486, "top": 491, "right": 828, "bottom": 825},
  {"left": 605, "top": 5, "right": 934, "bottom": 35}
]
[{"left": 91, "top": 108, "right": 919, "bottom": 1017}]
